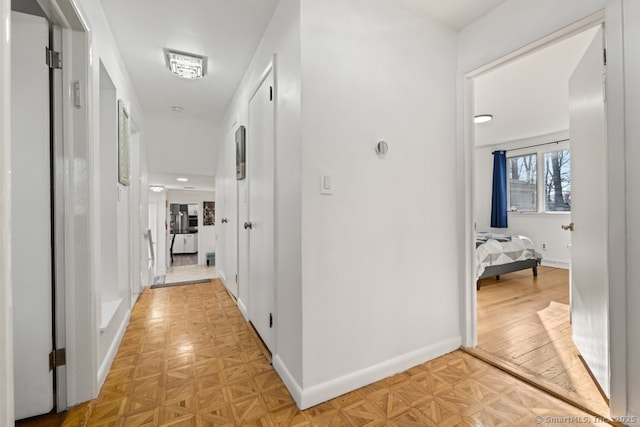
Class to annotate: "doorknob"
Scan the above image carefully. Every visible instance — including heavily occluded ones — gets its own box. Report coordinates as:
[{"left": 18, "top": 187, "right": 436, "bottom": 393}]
[
  {"left": 244, "top": 221, "right": 253, "bottom": 230},
  {"left": 221, "top": 218, "right": 228, "bottom": 224},
  {"left": 561, "top": 222, "right": 574, "bottom": 231}
]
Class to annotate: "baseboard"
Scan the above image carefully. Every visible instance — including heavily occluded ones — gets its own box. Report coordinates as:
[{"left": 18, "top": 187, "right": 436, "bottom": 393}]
[
  {"left": 541, "top": 259, "right": 570, "bottom": 269},
  {"left": 237, "top": 298, "right": 249, "bottom": 321},
  {"left": 296, "top": 336, "right": 461, "bottom": 410},
  {"left": 97, "top": 308, "right": 131, "bottom": 390},
  {"left": 272, "top": 355, "right": 303, "bottom": 407}
]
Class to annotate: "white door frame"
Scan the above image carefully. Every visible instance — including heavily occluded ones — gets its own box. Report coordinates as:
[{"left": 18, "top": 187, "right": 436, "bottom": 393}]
[
  {"left": 36, "top": 0, "right": 94, "bottom": 410},
  {"left": 1, "top": 0, "right": 93, "bottom": 418},
  {"left": 460, "top": 4, "right": 627, "bottom": 417},
  {"left": 0, "top": 0, "right": 14, "bottom": 423}
]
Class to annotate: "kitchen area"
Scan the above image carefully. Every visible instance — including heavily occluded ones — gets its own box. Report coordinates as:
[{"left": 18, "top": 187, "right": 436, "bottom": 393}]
[{"left": 169, "top": 203, "right": 199, "bottom": 265}]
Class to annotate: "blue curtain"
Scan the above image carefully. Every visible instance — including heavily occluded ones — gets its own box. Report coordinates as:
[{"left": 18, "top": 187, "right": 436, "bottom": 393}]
[{"left": 491, "top": 151, "right": 508, "bottom": 228}]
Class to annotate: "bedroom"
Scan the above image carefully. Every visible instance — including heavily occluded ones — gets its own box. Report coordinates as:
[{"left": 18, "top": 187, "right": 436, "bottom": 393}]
[{"left": 471, "top": 23, "right": 608, "bottom": 417}]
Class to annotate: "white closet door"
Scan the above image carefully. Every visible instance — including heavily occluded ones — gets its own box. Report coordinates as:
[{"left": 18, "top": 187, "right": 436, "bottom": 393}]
[{"left": 11, "top": 11, "right": 54, "bottom": 419}]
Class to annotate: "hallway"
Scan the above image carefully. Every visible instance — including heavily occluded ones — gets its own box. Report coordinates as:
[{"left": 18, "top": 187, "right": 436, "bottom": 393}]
[{"left": 85, "top": 280, "right": 602, "bottom": 426}]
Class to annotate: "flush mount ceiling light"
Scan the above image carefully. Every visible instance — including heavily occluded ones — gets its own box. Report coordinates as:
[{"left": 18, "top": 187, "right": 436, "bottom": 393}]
[
  {"left": 474, "top": 114, "right": 493, "bottom": 124},
  {"left": 150, "top": 185, "right": 164, "bottom": 192},
  {"left": 164, "top": 49, "right": 207, "bottom": 79},
  {"left": 176, "top": 177, "right": 189, "bottom": 182}
]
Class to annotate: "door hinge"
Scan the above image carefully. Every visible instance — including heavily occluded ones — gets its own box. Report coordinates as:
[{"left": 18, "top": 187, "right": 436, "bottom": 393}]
[
  {"left": 269, "top": 86, "right": 273, "bottom": 101},
  {"left": 269, "top": 313, "right": 273, "bottom": 328},
  {"left": 46, "top": 47, "right": 62, "bottom": 69},
  {"left": 603, "top": 48, "right": 607, "bottom": 66},
  {"left": 235, "top": 274, "right": 238, "bottom": 283},
  {"left": 49, "top": 348, "right": 66, "bottom": 370}
]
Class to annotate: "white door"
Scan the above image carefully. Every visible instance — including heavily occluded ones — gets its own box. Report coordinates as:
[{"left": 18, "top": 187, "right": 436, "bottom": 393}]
[
  {"left": 568, "top": 26, "right": 609, "bottom": 397},
  {"left": 11, "top": 11, "right": 54, "bottom": 419},
  {"left": 246, "top": 69, "right": 275, "bottom": 351}
]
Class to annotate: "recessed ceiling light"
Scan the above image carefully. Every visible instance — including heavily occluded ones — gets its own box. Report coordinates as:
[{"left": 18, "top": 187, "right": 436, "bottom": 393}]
[
  {"left": 171, "top": 106, "right": 184, "bottom": 113},
  {"left": 176, "top": 177, "right": 189, "bottom": 182},
  {"left": 149, "top": 185, "right": 164, "bottom": 192},
  {"left": 474, "top": 114, "right": 493, "bottom": 124},
  {"left": 164, "top": 49, "right": 207, "bottom": 79}
]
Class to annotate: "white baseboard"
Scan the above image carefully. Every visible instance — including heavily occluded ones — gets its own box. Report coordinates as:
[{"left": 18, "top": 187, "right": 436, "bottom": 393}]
[
  {"left": 541, "top": 259, "right": 570, "bottom": 269},
  {"left": 272, "top": 355, "right": 303, "bottom": 407},
  {"left": 237, "top": 298, "right": 249, "bottom": 321},
  {"left": 291, "top": 337, "right": 461, "bottom": 410},
  {"left": 97, "top": 308, "right": 130, "bottom": 390}
]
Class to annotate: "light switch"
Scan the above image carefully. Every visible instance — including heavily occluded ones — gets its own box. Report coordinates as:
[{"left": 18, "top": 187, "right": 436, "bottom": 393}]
[{"left": 321, "top": 172, "right": 334, "bottom": 195}]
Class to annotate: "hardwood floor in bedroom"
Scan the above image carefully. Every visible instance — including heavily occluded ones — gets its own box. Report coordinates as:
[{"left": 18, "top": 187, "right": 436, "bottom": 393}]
[{"left": 475, "top": 266, "right": 610, "bottom": 417}]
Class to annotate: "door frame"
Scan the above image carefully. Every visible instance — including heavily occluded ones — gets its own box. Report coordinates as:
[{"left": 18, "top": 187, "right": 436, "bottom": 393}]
[
  {"left": 459, "top": 4, "right": 627, "bottom": 416},
  {"left": 33, "top": 0, "right": 92, "bottom": 411}
]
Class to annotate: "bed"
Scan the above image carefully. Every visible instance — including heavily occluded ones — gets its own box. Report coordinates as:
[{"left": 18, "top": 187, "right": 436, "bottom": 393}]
[{"left": 476, "top": 232, "right": 542, "bottom": 290}]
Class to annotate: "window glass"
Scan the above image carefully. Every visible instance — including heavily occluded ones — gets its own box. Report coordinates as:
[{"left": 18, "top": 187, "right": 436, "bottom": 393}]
[
  {"left": 544, "top": 150, "right": 571, "bottom": 211},
  {"left": 508, "top": 154, "right": 537, "bottom": 212}
]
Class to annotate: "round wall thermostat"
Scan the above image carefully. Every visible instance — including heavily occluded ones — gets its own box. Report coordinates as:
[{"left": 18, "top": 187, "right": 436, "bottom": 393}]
[{"left": 375, "top": 140, "right": 388, "bottom": 156}]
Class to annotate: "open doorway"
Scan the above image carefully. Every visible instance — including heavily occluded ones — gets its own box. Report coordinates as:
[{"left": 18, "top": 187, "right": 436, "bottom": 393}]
[{"left": 470, "top": 23, "right": 609, "bottom": 417}]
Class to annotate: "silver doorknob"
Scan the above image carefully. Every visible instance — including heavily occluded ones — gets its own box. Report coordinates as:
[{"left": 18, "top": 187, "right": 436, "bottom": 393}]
[
  {"left": 244, "top": 221, "right": 252, "bottom": 230},
  {"left": 561, "top": 222, "right": 574, "bottom": 231},
  {"left": 221, "top": 218, "right": 228, "bottom": 224}
]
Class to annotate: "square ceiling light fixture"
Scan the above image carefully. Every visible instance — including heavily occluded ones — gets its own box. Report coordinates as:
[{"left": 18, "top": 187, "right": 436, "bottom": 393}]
[{"left": 164, "top": 49, "right": 207, "bottom": 79}]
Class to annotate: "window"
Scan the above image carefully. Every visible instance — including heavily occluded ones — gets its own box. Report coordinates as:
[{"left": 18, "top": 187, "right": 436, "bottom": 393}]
[
  {"left": 507, "top": 148, "right": 571, "bottom": 213},
  {"left": 508, "top": 154, "right": 537, "bottom": 212},
  {"left": 544, "top": 150, "right": 571, "bottom": 211}
]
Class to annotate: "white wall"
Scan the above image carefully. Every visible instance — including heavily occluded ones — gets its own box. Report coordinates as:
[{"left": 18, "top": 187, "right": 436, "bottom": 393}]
[
  {"left": 145, "top": 112, "right": 220, "bottom": 177},
  {"left": 475, "top": 132, "right": 572, "bottom": 267},
  {"left": 0, "top": 0, "right": 14, "bottom": 422},
  {"left": 166, "top": 190, "right": 216, "bottom": 266},
  {"left": 623, "top": 0, "right": 640, "bottom": 417},
  {"left": 73, "top": 0, "right": 147, "bottom": 394},
  {"left": 219, "top": 0, "right": 303, "bottom": 392},
  {"left": 299, "top": 0, "right": 459, "bottom": 406}
]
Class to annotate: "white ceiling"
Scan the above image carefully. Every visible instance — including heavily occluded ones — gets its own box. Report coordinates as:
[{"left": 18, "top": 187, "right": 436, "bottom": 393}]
[
  {"left": 474, "top": 26, "right": 599, "bottom": 146},
  {"left": 392, "top": 0, "right": 507, "bottom": 30},
  {"left": 99, "top": 0, "right": 511, "bottom": 192},
  {"left": 100, "top": 0, "right": 280, "bottom": 122}
]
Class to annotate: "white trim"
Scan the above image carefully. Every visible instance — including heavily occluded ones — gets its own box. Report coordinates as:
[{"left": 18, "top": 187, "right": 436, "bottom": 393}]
[
  {"left": 541, "top": 260, "right": 570, "bottom": 270},
  {"left": 296, "top": 338, "right": 461, "bottom": 410},
  {"left": 272, "top": 354, "right": 303, "bottom": 408},
  {"left": 96, "top": 309, "right": 130, "bottom": 389},
  {"left": 604, "top": 0, "right": 627, "bottom": 417},
  {"left": 0, "top": 0, "right": 14, "bottom": 423},
  {"left": 237, "top": 298, "right": 249, "bottom": 321}
]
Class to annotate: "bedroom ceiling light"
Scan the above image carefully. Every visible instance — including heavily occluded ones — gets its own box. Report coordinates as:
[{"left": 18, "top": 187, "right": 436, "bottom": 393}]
[
  {"left": 150, "top": 185, "right": 164, "bottom": 192},
  {"left": 164, "top": 49, "right": 207, "bottom": 79},
  {"left": 176, "top": 177, "right": 189, "bottom": 182},
  {"left": 474, "top": 114, "right": 493, "bottom": 124}
]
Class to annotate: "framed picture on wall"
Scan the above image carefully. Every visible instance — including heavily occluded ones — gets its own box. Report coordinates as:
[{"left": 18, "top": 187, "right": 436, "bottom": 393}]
[
  {"left": 203, "top": 201, "right": 215, "bottom": 226},
  {"left": 118, "top": 99, "right": 130, "bottom": 186},
  {"left": 236, "top": 125, "right": 246, "bottom": 180}
]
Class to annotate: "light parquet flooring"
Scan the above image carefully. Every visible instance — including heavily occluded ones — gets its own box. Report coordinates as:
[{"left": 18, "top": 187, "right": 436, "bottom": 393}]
[
  {"left": 477, "top": 266, "right": 610, "bottom": 417},
  {"left": 85, "top": 278, "right": 605, "bottom": 426}
]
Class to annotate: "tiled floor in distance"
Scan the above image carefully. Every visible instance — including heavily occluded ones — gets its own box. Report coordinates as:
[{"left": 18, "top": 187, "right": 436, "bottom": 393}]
[
  {"left": 87, "top": 279, "right": 606, "bottom": 426},
  {"left": 163, "top": 263, "right": 216, "bottom": 285}
]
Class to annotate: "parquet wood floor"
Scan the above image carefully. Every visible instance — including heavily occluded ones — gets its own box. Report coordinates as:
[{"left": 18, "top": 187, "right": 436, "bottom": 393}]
[
  {"left": 80, "top": 278, "right": 604, "bottom": 426},
  {"left": 477, "top": 266, "right": 610, "bottom": 417}
]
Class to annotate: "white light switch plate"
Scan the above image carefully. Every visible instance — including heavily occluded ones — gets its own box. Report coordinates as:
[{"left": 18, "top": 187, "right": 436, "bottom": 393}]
[{"left": 321, "top": 172, "right": 334, "bottom": 195}]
